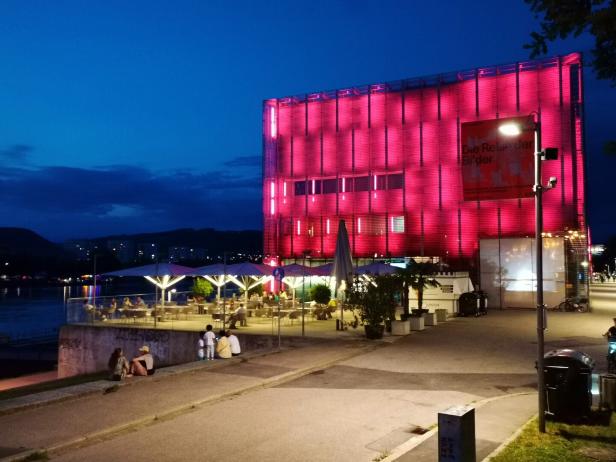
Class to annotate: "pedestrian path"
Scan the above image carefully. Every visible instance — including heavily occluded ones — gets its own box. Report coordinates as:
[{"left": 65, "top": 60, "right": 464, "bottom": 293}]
[
  {"left": 0, "top": 341, "right": 375, "bottom": 461},
  {"left": 386, "top": 392, "right": 537, "bottom": 461}
]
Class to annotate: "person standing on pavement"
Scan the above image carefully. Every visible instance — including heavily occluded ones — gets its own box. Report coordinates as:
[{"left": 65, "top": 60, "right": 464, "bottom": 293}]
[
  {"left": 603, "top": 318, "right": 616, "bottom": 338},
  {"left": 204, "top": 324, "right": 216, "bottom": 360},
  {"left": 226, "top": 330, "right": 241, "bottom": 356},
  {"left": 197, "top": 331, "right": 205, "bottom": 360}
]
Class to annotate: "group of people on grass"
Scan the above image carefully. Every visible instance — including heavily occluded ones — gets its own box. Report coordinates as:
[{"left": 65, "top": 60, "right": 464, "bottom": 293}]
[
  {"left": 108, "top": 345, "right": 155, "bottom": 381},
  {"left": 198, "top": 325, "right": 241, "bottom": 360}
]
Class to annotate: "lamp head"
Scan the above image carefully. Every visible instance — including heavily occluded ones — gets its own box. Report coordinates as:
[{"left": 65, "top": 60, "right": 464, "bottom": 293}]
[{"left": 498, "top": 123, "right": 522, "bottom": 137}]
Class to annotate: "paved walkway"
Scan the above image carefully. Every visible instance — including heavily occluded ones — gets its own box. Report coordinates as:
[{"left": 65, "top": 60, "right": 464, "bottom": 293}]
[
  {"left": 1, "top": 306, "right": 611, "bottom": 461},
  {"left": 0, "top": 341, "right": 381, "bottom": 461}
]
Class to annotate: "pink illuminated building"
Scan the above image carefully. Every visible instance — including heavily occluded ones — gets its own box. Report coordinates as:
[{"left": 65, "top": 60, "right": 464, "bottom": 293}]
[{"left": 263, "top": 53, "right": 586, "bottom": 282}]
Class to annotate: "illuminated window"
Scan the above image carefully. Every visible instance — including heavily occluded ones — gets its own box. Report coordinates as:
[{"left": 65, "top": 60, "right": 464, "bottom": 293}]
[
  {"left": 391, "top": 216, "right": 405, "bottom": 233},
  {"left": 297, "top": 220, "right": 301, "bottom": 235},
  {"left": 270, "top": 106, "right": 277, "bottom": 138},
  {"left": 326, "top": 219, "right": 330, "bottom": 234},
  {"left": 270, "top": 199, "right": 275, "bottom": 215},
  {"left": 357, "top": 217, "right": 362, "bottom": 234}
]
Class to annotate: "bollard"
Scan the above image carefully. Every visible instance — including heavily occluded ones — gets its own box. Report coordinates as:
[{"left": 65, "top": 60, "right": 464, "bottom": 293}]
[{"left": 438, "top": 405, "right": 476, "bottom": 462}]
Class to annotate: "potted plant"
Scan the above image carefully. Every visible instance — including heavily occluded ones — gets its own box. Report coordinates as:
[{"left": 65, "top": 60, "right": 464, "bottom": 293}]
[
  {"left": 347, "top": 275, "right": 396, "bottom": 339},
  {"left": 395, "top": 259, "right": 441, "bottom": 318}
]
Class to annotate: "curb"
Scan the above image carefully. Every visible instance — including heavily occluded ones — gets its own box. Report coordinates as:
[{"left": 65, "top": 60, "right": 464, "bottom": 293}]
[
  {"left": 481, "top": 413, "right": 537, "bottom": 462},
  {"left": 0, "top": 347, "right": 277, "bottom": 417},
  {"left": 1, "top": 341, "right": 382, "bottom": 462},
  {"left": 379, "top": 392, "right": 536, "bottom": 462}
]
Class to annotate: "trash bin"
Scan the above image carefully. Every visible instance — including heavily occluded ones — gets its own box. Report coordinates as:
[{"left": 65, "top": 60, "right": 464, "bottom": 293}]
[
  {"left": 600, "top": 374, "right": 616, "bottom": 411},
  {"left": 458, "top": 292, "right": 480, "bottom": 317},
  {"left": 475, "top": 291, "right": 488, "bottom": 315},
  {"left": 542, "top": 349, "right": 595, "bottom": 421}
]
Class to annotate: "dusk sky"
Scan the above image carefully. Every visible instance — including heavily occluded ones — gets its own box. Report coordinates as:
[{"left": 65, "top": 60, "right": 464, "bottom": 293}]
[{"left": 0, "top": 0, "right": 614, "bottom": 242}]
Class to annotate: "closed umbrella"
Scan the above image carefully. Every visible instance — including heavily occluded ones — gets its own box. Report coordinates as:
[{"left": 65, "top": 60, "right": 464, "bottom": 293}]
[{"left": 331, "top": 220, "right": 354, "bottom": 322}]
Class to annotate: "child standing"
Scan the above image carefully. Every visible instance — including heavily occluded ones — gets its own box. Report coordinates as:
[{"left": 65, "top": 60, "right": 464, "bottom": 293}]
[
  {"left": 197, "top": 331, "right": 205, "bottom": 360},
  {"left": 204, "top": 324, "right": 216, "bottom": 360}
]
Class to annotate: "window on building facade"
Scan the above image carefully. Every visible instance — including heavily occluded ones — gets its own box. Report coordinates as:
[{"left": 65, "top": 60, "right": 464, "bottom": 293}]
[{"left": 391, "top": 216, "right": 405, "bottom": 233}]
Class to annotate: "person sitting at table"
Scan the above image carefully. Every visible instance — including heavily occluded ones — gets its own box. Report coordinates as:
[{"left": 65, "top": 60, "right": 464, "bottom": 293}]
[
  {"left": 215, "top": 330, "right": 232, "bottom": 359},
  {"left": 228, "top": 304, "right": 247, "bottom": 329},
  {"left": 135, "top": 296, "right": 146, "bottom": 307},
  {"left": 108, "top": 347, "right": 129, "bottom": 381},
  {"left": 127, "top": 345, "right": 155, "bottom": 376},
  {"left": 109, "top": 298, "right": 118, "bottom": 310},
  {"left": 122, "top": 297, "right": 133, "bottom": 308}
]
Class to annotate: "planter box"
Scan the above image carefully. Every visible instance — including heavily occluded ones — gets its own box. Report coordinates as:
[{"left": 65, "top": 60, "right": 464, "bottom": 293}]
[
  {"left": 364, "top": 324, "right": 385, "bottom": 339},
  {"left": 391, "top": 320, "right": 410, "bottom": 336},
  {"left": 435, "top": 309, "right": 448, "bottom": 322},
  {"left": 424, "top": 312, "right": 437, "bottom": 326},
  {"left": 410, "top": 315, "right": 425, "bottom": 331}
]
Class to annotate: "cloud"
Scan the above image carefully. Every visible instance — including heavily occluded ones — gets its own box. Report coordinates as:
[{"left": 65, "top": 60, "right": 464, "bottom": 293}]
[
  {"left": 0, "top": 164, "right": 263, "bottom": 241},
  {"left": 223, "top": 155, "right": 262, "bottom": 168},
  {"left": 0, "top": 144, "right": 33, "bottom": 163}
]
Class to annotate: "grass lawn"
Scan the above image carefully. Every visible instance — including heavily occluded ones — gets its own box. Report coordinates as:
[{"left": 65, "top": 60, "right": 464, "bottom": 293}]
[{"left": 492, "top": 414, "right": 616, "bottom": 462}]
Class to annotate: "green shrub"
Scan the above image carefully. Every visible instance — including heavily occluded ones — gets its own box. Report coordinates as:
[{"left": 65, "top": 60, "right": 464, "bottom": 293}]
[
  {"left": 310, "top": 284, "right": 331, "bottom": 304},
  {"left": 191, "top": 277, "right": 213, "bottom": 299}
]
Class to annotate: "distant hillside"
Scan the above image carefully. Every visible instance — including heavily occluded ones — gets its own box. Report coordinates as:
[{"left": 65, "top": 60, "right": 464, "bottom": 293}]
[
  {"left": 0, "top": 228, "right": 66, "bottom": 258},
  {"left": 89, "top": 228, "right": 263, "bottom": 255}
]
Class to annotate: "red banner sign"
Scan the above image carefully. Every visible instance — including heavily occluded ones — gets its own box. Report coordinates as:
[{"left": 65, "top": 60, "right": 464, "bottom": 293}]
[{"left": 461, "top": 117, "right": 535, "bottom": 201}]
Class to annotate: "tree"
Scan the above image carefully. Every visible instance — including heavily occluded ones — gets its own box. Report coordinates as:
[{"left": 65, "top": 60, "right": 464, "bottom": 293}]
[
  {"left": 395, "top": 260, "right": 441, "bottom": 317},
  {"left": 524, "top": 0, "right": 616, "bottom": 84},
  {"left": 191, "top": 277, "right": 213, "bottom": 299},
  {"left": 310, "top": 284, "right": 331, "bottom": 304}
]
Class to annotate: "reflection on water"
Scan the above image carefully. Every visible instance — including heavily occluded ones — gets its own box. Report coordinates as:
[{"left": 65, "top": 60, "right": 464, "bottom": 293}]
[{"left": 0, "top": 279, "right": 196, "bottom": 342}]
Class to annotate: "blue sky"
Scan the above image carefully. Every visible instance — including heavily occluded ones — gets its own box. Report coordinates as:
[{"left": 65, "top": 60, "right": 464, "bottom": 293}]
[{"left": 0, "top": 0, "right": 614, "bottom": 241}]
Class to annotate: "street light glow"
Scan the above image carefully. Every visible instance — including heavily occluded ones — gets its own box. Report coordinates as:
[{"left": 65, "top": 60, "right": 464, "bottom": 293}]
[{"left": 498, "top": 123, "right": 522, "bottom": 136}]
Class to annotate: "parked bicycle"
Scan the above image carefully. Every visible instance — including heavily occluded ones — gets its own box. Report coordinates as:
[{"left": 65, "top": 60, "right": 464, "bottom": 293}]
[{"left": 551, "top": 297, "right": 588, "bottom": 312}]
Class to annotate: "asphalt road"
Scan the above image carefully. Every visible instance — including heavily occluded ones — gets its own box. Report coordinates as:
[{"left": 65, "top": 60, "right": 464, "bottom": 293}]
[{"left": 47, "top": 307, "right": 611, "bottom": 462}]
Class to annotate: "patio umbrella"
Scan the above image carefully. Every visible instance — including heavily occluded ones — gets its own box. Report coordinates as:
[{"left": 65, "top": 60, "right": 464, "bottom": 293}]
[
  {"left": 103, "top": 263, "right": 193, "bottom": 309},
  {"left": 224, "top": 262, "right": 273, "bottom": 307},
  {"left": 331, "top": 220, "right": 354, "bottom": 322},
  {"left": 279, "top": 263, "right": 319, "bottom": 308},
  {"left": 188, "top": 263, "right": 229, "bottom": 299},
  {"left": 355, "top": 262, "right": 397, "bottom": 275}
]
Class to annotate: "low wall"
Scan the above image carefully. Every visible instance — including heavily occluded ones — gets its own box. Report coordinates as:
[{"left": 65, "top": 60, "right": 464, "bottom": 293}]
[{"left": 58, "top": 325, "right": 325, "bottom": 378}]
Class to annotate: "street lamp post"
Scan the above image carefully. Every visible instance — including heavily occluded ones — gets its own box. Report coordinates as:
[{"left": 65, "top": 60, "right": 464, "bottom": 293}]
[
  {"left": 532, "top": 116, "right": 547, "bottom": 434},
  {"left": 500, "top": 114, "right": 558, "bottom": 433}
]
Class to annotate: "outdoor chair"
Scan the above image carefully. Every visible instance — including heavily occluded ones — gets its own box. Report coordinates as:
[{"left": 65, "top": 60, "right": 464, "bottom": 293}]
[
  {"left": 102, "top": 306, "right": 116, "bottom": 320},
  {"left": 181, "top": 306, "right": 194, "bottom": 319},
  {"left": 289, "top": 310, "right": 300, "bottom": 325}
]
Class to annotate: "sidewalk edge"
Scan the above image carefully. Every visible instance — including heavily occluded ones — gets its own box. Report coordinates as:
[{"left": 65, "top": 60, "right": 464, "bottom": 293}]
[{"left": 0, "top": 342, "right": 380, "bottom": 462}]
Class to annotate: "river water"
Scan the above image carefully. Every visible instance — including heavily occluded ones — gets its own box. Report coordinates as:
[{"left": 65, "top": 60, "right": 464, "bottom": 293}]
[{"left": 0, "top": 279, "right": 197, "bottom": 343}]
